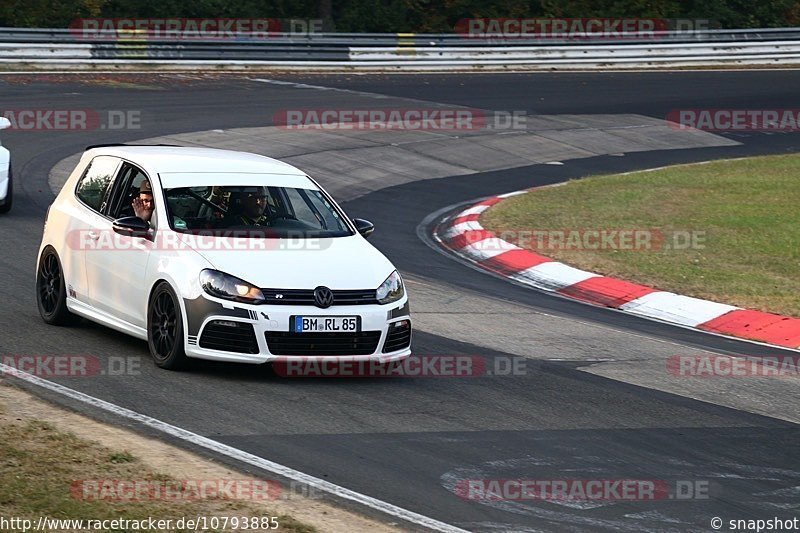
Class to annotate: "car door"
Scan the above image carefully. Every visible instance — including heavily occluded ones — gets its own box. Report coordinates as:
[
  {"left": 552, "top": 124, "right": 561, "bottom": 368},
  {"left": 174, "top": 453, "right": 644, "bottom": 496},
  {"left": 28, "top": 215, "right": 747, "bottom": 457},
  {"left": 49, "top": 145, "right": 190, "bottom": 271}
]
[
  {"left": 85, "top": 161, "right": 155, "bottom": 328},
  {"left": 68, "top": 155, "right": 121, "bottom": 307}
]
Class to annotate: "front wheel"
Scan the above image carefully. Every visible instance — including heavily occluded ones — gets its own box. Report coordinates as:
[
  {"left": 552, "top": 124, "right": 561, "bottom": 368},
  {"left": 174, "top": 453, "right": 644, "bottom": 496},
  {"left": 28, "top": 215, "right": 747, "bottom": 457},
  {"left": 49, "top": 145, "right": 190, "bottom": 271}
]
[
  {"left": 36, "top": 247, "right": 78, "bottom": 326},
  {"left": 147, "top": 282, "right": 188, "bottom": 370}
]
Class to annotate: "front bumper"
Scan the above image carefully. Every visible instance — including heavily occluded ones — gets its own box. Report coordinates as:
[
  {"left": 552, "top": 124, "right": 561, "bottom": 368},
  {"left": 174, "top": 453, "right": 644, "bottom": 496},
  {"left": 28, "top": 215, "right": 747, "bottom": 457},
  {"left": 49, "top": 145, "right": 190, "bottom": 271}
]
[
  {"left": 0, "top": 175, "right": 8, "bottom": 205},
  {"left": 0, "top": 151, "right": 9, "bottom": 204},
  {"left": 182, "top": 294, "right": 412, "bottom": 364}
]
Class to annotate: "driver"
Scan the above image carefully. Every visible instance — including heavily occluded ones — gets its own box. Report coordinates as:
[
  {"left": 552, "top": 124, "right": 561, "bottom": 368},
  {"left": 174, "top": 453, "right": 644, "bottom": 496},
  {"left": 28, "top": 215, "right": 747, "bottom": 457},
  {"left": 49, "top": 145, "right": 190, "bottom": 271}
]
[{"left": 224, "top": 187, "right": 271, "bottom": 226}]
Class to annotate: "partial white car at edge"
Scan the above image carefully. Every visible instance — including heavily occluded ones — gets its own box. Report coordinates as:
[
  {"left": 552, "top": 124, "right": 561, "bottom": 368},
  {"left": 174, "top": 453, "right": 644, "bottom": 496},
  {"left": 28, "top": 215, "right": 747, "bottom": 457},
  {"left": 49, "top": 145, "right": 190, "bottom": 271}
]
[
  {"left": 36, "top": 145, "right": 411, "bottom": 370},
  {"left": 0, "top": 117, "right": 12, "bottom": 214}
]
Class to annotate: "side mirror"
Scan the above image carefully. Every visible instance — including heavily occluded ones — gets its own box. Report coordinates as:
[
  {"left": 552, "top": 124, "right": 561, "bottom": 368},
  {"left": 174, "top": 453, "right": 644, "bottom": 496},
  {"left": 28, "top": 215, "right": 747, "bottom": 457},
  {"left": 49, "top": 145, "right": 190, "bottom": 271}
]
[
  {"left": 0, "top": 117, "right": 10, "bottom": 130},
  {"left": 352, "top": 218, "right": 375, "bottom": 239},
  {"left": 113, "top": 216, "right": 151, "bottom": 238}
]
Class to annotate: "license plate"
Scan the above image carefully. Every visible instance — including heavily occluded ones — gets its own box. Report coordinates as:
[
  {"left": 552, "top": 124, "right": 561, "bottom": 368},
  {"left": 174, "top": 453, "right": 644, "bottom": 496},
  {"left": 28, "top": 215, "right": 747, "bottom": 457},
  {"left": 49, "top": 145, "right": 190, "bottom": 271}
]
[{"left": 292, "top": 316, "right": 360, "bottom": 333}]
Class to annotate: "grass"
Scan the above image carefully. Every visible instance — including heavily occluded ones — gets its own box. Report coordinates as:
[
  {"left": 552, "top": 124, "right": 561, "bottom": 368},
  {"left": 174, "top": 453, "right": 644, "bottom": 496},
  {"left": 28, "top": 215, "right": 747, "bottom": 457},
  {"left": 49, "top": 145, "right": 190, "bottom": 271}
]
[
  {"left": 108, "top": 451, "right": 136, "bottom": 464},
  {"left": 480, "top": 154, "right": 800, "bottom": 316},
  {"left": 0, "top": 418, "right": 314, "bottom": 532}
]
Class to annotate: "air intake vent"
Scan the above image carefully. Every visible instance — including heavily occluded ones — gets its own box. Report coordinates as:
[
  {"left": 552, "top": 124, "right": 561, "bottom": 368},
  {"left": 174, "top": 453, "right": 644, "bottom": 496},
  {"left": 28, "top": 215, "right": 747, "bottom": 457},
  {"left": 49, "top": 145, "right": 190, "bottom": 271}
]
[
  {"left": 199, "top": 321, "right": 259, "bottom": 354},
  {"left": 382, "top": 320, "right": 412, "bottom": 353},
  {"left": 265, "top": 331, "right": 381, "bottom": 356}
]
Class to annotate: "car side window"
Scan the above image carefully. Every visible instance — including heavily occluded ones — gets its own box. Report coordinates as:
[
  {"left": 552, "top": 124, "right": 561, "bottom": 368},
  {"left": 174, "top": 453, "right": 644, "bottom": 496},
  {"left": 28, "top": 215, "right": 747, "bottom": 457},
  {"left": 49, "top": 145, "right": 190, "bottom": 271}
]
[
  {"left": 106, "top": 163, "right": 150, "bottom": 219},
  {"left": 75, "top": 156, "right": 120, "bottom": 213}
]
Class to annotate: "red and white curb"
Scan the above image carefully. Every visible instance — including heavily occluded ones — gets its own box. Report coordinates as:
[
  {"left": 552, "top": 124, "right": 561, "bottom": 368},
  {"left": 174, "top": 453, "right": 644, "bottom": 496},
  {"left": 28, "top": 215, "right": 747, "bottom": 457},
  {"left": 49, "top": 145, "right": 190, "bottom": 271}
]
[{"left": 433, "top": 190, "right": 800, "bottom": 351}]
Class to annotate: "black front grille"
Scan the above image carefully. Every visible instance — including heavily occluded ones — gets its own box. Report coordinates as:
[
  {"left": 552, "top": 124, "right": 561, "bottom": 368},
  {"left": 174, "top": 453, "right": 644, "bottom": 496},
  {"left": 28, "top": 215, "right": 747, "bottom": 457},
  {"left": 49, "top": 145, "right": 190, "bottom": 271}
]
[
  {"left": 383, "top": 320, "right": 412, "bottom": 353},
  {"left": 265, "top": 331, "right": 381, "bottom": 356},
  {"left": 261, "top": 288, "right": 377, "bottom": 306},
  {"left": 199, "top": 321, "right": 259, "bottom": 354}
]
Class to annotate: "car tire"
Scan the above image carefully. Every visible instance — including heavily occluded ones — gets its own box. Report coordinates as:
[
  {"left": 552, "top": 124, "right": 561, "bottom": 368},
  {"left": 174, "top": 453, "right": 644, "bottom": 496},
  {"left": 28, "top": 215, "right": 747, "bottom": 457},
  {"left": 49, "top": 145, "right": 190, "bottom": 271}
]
[
  {"left": 0, "top": 164, "right": 12, "bottom": 214},
  {"left": 36, "top": 247, "right": 79, "bottom": 326},
  {"left": 147, "top": 282, "right": 188, "bottom": 370}
]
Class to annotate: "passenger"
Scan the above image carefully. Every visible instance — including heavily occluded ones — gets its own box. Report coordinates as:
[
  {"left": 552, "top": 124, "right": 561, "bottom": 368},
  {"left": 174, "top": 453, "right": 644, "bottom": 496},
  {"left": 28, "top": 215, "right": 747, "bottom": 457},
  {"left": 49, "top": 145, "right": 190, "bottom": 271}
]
[{"left": 132, "top": 180, "right": 154, "bottom": 223}]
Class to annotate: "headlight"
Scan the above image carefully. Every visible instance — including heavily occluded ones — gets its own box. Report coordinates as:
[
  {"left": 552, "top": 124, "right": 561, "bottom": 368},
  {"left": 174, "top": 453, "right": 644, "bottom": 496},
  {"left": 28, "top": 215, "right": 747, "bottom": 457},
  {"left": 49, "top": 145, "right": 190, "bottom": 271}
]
[
  {"left": 199, "top": 269, "right": 265, "bottom": 305},
  {"left": 376, "top": 270, "right": 404, "bottom": 305}
]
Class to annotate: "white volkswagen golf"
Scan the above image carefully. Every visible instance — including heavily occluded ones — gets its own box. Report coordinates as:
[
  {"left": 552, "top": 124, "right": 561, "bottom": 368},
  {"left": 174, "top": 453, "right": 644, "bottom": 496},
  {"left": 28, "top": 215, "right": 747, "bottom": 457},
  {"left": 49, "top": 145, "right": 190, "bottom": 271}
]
[
  {"left": 0, "top": 117, "right": 12, "bottom": 214},
  {"left": 37, "top": 145, "right": 411, "bottom": 369}
]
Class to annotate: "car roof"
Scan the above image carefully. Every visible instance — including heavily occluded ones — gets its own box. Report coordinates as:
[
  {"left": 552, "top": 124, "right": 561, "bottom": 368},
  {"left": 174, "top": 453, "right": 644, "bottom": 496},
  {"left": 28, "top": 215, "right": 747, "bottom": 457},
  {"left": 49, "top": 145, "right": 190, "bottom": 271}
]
[{"left": 85, "top": 146, "right": 307, "bottom": 176}]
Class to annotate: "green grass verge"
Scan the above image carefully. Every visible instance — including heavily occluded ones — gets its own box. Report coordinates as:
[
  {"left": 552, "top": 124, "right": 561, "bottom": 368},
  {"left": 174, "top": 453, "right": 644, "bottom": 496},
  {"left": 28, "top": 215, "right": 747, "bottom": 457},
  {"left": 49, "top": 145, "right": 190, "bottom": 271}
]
[
  {"left": 480, "top": 154, "right": 800, "bottom": 317},
  {"left": 0, "top": 419, "right": 314, "bottom": 532}
]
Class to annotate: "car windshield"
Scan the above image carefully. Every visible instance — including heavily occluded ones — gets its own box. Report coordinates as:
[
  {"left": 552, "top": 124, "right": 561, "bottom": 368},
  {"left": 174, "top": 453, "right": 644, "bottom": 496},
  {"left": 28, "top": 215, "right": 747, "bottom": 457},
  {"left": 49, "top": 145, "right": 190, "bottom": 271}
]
[{"left": 163, "top": 185, "right": 353, "bottom": 238}]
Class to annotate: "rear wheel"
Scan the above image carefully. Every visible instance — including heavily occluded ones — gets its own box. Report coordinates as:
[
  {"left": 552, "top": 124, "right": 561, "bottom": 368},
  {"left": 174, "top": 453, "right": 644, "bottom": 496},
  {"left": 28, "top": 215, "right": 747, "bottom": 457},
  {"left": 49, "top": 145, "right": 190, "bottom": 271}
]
[
  {"left": 36, "top": 247, "right": 78, "bottom": 325},
  {"left": 147, "top": 282, "right": 188, "bottom": 370},
  {"left": 0, "top": 165, "right": 12, "bottom": 214}
]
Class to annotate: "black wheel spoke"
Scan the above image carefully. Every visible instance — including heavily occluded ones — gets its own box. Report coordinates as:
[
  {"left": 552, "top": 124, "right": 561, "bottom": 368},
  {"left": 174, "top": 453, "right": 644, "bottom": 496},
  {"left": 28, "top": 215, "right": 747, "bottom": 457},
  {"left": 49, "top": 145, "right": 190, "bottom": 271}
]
[
  {"left": 38, "top": 253, "right": 63, "bottom": 315},
  {"left": 150, "top": 289, "right": 178, "bottom": 360}
]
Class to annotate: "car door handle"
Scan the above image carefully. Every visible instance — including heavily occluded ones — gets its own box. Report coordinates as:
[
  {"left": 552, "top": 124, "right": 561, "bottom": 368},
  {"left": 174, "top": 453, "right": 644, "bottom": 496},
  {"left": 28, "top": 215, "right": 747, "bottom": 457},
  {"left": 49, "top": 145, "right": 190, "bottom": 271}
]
[{"left": 87, "top": 231, "right": 99, "bottom": 240}]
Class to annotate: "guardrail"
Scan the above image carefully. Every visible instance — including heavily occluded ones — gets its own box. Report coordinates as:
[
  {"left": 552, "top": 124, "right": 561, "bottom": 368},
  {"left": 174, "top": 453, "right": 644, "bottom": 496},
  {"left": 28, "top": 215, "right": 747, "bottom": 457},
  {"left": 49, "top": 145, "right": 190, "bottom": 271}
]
[{"left": 2, "top": 27, "right": 800, "bottom": 70}]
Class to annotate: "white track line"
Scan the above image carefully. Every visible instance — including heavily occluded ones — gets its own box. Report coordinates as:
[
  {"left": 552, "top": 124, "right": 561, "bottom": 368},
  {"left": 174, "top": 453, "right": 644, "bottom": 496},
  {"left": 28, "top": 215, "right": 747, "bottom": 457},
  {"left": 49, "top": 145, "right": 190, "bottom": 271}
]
[
  {"left": 0, "top": 363, "right": 469, "bottom": 533},
  {"left": 250, "top": 77, "right": 396, "bottom": 99}
]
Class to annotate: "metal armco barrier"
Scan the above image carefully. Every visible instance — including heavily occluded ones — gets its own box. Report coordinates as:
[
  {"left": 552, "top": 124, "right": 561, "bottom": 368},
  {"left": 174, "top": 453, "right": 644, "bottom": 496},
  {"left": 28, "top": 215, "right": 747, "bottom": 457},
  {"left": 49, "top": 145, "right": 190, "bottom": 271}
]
[{"left": 2, "top": 27, "right": 800, "bottom": 69}]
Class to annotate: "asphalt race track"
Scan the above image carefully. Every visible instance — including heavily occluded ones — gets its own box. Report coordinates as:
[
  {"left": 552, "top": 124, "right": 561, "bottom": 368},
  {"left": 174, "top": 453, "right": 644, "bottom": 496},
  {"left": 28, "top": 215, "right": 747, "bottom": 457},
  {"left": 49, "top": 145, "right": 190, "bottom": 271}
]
[{"left": 2, "top": 71, "right": 800, "bottom": 532}]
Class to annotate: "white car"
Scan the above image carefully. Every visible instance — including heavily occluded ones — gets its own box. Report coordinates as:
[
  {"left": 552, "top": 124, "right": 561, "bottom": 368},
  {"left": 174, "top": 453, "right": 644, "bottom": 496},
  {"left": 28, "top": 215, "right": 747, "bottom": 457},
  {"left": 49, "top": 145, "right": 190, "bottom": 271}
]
[
  {"left": 0, "top": 117, "right": 11, "bottom": 214},
  {"left": 36, "top": 145, "right": 411, "bottom": 369}
]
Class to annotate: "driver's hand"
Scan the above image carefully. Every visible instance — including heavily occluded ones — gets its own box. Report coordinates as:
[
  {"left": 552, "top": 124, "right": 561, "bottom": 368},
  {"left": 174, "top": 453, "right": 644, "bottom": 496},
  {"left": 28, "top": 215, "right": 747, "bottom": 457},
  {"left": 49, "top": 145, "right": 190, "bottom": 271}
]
[{"left": 132, "top": 197, "right": 144, "bottom": 218}]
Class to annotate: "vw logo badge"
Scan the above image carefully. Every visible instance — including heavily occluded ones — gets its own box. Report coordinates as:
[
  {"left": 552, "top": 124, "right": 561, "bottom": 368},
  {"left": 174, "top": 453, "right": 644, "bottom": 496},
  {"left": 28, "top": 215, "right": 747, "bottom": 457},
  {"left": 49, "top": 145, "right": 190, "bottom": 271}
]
[{"left": 313, "top": 286, "right": 334, "bottom": 309}]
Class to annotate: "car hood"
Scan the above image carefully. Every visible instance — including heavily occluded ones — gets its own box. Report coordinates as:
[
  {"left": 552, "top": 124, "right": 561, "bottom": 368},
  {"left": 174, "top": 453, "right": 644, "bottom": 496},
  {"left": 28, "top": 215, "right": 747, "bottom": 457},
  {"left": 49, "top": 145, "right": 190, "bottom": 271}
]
[{"left": 179, "top": 233, "right": 396, "bottom": 289}]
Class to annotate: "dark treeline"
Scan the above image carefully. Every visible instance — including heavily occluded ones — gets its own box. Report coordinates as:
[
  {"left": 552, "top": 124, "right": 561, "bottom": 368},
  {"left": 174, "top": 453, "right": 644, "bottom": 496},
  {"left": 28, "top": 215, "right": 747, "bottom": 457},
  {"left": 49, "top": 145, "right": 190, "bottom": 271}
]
[{"left": 2, "top": 0, "right": 799, "bottom": 32}]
